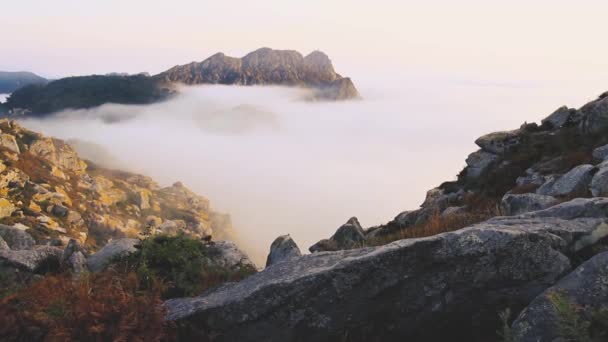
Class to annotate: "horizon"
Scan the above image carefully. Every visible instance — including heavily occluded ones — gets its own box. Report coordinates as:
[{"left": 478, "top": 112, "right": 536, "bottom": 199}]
[{"left": 2, "top": 0, "right": 608, "bottom": 87}]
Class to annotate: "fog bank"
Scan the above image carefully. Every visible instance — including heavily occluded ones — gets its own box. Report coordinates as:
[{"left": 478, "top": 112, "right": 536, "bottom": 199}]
[{"left": 19, "top": 78, "right": 608, "bottom": 264}]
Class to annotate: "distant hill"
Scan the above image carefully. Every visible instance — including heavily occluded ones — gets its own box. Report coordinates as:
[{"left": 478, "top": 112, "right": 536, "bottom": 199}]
[
  {"left": 3, "top": 48, "right": 359, "bottom": 117},
  {"left": 0, "top": 71, "right": 48, "bottom": 93},
  {"left": 5, "top": 74, "right": 175, "bottom": 116},
  {"left": 156, "top": 48, "right": 360, "bottom": 100}
]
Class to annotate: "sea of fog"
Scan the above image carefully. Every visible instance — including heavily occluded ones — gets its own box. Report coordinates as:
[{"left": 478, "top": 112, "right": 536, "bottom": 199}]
[
  {"left": 18, "top": 76, "right": 608, "bottom": 264},
  {"left": 0, "top": 94, "right": 9, "bottom": 103}
]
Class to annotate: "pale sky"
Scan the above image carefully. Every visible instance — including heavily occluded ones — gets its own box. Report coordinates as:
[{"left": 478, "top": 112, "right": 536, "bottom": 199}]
[{"left": 3, "top": 0, "right": 608, "bottom": 83}]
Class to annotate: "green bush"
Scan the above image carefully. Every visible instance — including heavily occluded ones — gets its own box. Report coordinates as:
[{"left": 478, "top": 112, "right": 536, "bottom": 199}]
[{"left": 116, "top": 234, "right": 255, "bottom": 299}]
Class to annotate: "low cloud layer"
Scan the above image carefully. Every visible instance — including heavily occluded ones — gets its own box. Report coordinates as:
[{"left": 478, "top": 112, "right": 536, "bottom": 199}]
[{"left": 18, "top": 80, "right": 608, "bottom": 264}]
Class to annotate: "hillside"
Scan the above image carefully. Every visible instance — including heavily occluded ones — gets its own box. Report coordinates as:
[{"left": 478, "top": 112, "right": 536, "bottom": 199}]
[
  {"left": 0, "top": 71, "right": 47, "bottom": 94},
  {"left": 4, "top": 75, "right": 174, "bottom": 117},
  {"left": 0, "top": 119, "right": 239, "bottom": 247}
]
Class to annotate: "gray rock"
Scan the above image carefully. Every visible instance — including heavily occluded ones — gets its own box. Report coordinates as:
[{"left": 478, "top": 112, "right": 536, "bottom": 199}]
[
  {"left": 165, "top": 221, "right": 579, "bottom": 341},
  {"left": 0, "top": 246, "right": 63, "bottom": 271},
  {"left": 541, "top": 106, "right": 574, "bottom": 129},
  {"left": 475, "top": 130, "right": 522, "bottom": 154},
  {"left": 579, "top": 95, "right": 608, "bottom": 133},
  {"left": 592, "top": 144, "right": 608, "bottom": 162},
  {"left": 535, "top": 175, "right": 559, "bottom": 195},
  {"left": 541, "top": 164, "right": 595, "bottom": 197},
  {"left": 206, "top": 240, "right": 256, "bottom": 270},
  {"left": 512, "top": 252, "right": 608, "bottom": 342},
  {"left": 590, "top": 165, "right": 608, "bottom": 197},
  {"left": 266, "top": 234, "right": 302, "bottom": 267},
  {"left": 309, "top": 217, "right": 366, "bottom": 252},
  {"left": 86, "top": 238, "right": 140, "bottom": 272},
  {"left": 0, "top": 224, "right": 35, "bottom": 250},
  {"left": 165, "top": 197, "right": 608, "bottom": 341},
  {"left": 501, "top": 193, "right": 558, "bottom": 216},
  {"left": 465, "top": 150, "right": 499, "bottom": 179},
  {"left": 515, "top": 169, "right": 546, "bottom": 188},
  {"left": 68, "top": 251, "right": 87, "bottom": 276}
]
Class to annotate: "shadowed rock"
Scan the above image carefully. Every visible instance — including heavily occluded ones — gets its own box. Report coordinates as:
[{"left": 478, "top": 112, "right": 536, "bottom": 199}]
[{"left": 165, "top": 197, "right": 608, "bottom": 341}]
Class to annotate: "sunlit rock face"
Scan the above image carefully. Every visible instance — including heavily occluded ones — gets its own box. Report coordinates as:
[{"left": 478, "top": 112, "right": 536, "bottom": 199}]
[
  {"left": 0, "top": 119, "right": 236, "bottom": 250},
  {"left": 156, "top": 48, "right": 360, "bottom": 100}
]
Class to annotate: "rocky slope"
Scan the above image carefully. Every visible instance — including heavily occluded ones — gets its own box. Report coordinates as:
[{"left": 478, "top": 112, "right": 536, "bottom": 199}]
[
  {"left": 0, "top": 119, "right": 236, "bottom": 249},
  {"left": 165, "top": 91, "right": 608, "bottom": 341},
  {"left": 156, "top": 48, "right": 360, "bottom": 100}
]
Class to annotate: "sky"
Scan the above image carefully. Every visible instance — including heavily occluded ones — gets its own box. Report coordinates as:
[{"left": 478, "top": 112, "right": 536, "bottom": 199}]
[
  {"left": 3, "top": 0, "right": 608, "bottom": 84},
  {"left": 4, "top": 1, "right": 608, "bottom": 263}
]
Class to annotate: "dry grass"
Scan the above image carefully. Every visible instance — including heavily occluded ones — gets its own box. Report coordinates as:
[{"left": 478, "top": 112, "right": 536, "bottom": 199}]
[
  {"left": 367, "top": 195, "right": 502, "bottom": 247},
  {"left": 0, "top": 270, "right": 169, "bottom": 342}
]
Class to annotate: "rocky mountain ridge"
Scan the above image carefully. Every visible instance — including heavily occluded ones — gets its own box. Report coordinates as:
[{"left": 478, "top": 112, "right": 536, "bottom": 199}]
[{"left": 156, "top": 48, "right": 360, "bottom": 100}]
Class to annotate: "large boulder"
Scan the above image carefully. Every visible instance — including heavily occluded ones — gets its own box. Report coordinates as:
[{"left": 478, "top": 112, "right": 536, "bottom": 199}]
[
  {"left": 205, "top": 240, "right": 256, "bottom": 270},
  {"left": 465, "top": 150, "right": 499, "bottom": 179},
  {"left": 578, "top": 94, "right": 608, "bottom": 134},
  {"left": 309, "top": 217, "right": 366, "bottom": 252},
  {"left": 538, "top": 164, "right": 595, "bottom": 197},
  {"left": 0, "top": 246, "right": 63, "bottom": 272},
  {"left": 87, "top": 238, "right": 140, "bottom": 272},
  {"left": 501, "top": 193, "right": 558, "bottom": 216},
  {"left": 266, "top": 235, "right": 302, "bottom": 267},
  {"left": 512, "top": 252, "right": 608, "bottom": 342}
]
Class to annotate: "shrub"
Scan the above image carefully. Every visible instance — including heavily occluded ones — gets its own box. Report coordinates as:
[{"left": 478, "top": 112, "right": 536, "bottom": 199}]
[
  {"left": 0, "top": 270, "right": 167, "bottom": 342},
  {"left": 115, "top": 234, "right": 256, "bottom": 299}
]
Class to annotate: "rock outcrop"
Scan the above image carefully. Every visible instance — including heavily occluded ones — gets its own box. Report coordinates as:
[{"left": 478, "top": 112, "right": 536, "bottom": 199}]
[
  {"left": 0, "top": 119, "right": 238, "bottom": 251},
  {"left": 166, "top": 197, "right": 608, "bottom": 341},
  {"left": 156, "top": 48, "right": 360, "bottom": 100}
]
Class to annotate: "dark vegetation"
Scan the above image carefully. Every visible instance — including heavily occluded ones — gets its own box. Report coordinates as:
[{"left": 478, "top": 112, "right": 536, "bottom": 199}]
[
  {"left": 0, "top": 235, "right": 256, "bottom": 341},
  {"left": 6, "top": 75, "right": 173, "bottom": 116},
  {"left": 115, "top": 234, "right": 256, "bottom": 299}
]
